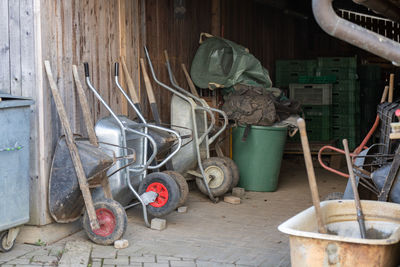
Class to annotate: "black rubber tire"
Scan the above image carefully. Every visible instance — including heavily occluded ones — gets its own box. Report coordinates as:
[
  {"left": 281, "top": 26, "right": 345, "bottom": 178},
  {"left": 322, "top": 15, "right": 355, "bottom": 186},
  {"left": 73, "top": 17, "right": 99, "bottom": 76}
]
[
  {"left": 0, "top": 231, "right": 15, "bottom": 252},
  {"left": 324, "top": 192, "right": 344, "bottom": 201},
  {"left": 220, "top": 156, "right": 240, "bottom": 190},
  {"left": 196, "top": 157, "right": 233, "bottom": 197},
  {"left": 82, "top": 198, "right": 127, "bottom": 246},
  {"left": 163, "top": 170, "right": 189, "bottom": 207},
  {"left": 138, "top": 172, "right": 181, "bottom": 217}
]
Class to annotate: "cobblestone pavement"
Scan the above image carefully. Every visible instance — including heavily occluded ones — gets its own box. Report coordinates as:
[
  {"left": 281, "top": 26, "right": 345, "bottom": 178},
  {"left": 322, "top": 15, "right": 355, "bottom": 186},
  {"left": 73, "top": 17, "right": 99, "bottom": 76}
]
[{"left": 0, "top": 158, "right": 347, "bottom": 266}]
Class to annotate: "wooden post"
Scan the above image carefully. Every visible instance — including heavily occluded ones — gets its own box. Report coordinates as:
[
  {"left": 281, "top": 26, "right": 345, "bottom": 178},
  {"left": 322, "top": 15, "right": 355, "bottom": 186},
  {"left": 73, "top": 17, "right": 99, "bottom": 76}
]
[
  {"left": 44, "top": 61, "right": 99, "bottom": 230},
  {"left": 389, "top": 74, "right": 395, "bottom": 103}
]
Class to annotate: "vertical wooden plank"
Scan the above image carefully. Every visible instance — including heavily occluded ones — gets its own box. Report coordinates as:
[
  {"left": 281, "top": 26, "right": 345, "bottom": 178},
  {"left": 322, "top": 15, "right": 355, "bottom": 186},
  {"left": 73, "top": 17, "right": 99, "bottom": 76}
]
[
  {"left": 20, "top": 0, "right": 35, "bottom": 98},
  {"left": 9, "top": 0, "right": 22, "bottom": 96},
  {"left": 118, "top": 0, "right": 128, "bottom": 115},
  {"left": 0, "top": 0, "right": 11, "bottom": 94},
  {"left": 109, "top": 0, "right": 121, "bottom": 115}
]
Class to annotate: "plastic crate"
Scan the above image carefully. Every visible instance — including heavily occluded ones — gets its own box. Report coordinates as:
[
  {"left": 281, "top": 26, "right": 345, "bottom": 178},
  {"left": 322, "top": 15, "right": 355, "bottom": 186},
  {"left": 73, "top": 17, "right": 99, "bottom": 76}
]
[
  {"left": 304, "top": 116, "right": 331, "bottom": 129},
  {"left": 316, "top": 67, "right": 358, "bottom": 80},
  {"left": 332, "top": 90, "right": 360, "bottom": 105},
  {"left": 276, "top": 71, "right": 310, "bottom": 87},
  {"left": 317, "top": 56, "right": 357, "bottom": 69},
  {"left": 289, "top": 83, "right": 332, "bottom": 105},
  {"left": 291, "top": 127, "right": 331, "bottom": 142},
  {"left": 332, "top": 80, "right": 360, "bottom": 92},
  {"left": 332, "top": 114, "right": 360, "bottom": 128},
  {"left": 332, "top": 103, "right": 360, "bottom": 115},
  {"left": 303, "top": 105, "right": 331, "bottom": 117},
  {"left": 298, "top": 75, "right": 337, "bottom": 84},
  {"left": 276, "top": 59, "right": 317, "bottom": 72}
]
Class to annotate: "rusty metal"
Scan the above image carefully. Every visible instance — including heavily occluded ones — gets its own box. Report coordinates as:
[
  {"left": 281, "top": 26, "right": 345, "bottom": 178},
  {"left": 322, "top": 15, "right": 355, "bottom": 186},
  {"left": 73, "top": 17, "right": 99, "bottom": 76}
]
[
  {"left": 312, "top": 0, "right": 400, "bottom": 65},
  {"left": 353, "top": 0, "right": 400, "bottom": 23}
]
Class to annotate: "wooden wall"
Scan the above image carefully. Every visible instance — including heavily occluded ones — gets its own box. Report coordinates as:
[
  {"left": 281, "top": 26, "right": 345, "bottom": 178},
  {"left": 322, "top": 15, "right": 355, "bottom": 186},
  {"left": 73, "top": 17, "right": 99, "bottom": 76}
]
[
  {"left": 33, "top": 0, "right": 144, "bottom": 225},
  {"left": 142, "top": 0, "right": 212, "bottom": 122},
  {"left": 32, "top": 0, "right": 213, "bottom": 225}
]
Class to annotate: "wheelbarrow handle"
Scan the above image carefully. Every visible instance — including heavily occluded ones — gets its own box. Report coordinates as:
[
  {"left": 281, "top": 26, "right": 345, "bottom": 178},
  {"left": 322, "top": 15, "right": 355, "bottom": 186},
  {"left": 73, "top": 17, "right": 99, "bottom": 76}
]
[
  {"left": 84, "top": 62, "right": 90, "bottom": 78},
  {"left": 114, "top": 62, "right": 119, "bottom": 77}
]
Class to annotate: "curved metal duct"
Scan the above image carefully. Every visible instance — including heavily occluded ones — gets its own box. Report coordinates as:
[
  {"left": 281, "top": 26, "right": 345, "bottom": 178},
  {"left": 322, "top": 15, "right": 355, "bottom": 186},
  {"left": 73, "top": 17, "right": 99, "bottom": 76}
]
[
  {"left": 312, "top": 0, "right": 400, "bottom": 65},
  {"left": 353, "top": 0, "right": 400, "bottom": 23}
]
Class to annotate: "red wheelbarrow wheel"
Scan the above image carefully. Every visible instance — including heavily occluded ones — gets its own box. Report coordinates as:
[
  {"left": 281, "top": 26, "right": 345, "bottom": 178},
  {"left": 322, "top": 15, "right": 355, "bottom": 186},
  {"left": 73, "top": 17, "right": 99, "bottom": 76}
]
[
  {"left": 82, "top": 199, "right": 127, "bottom": 245},
  {"left": 139, "top": 172, "right": 180, "bottom": 217}
]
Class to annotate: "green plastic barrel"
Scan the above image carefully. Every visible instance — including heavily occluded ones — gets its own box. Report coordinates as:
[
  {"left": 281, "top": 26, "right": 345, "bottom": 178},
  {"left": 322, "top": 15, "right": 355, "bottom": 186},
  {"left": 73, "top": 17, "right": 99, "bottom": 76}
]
[{"left": 233, "top": 125, "right": 287, "bottom": 192}]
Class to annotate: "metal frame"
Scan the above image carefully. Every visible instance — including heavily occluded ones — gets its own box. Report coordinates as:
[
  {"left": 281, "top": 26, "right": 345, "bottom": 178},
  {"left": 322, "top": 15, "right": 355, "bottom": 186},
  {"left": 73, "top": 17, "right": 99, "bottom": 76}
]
[
  {"left": 84, "top": 63, "right": 182, "bottom": 227},
  {"left": 144, "top": 47, "right": 228, "bottom": 202}
]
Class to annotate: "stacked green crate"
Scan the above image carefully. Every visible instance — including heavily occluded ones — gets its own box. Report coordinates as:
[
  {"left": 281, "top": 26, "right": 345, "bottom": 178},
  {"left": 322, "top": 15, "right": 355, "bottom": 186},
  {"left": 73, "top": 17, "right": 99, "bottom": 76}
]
[
  {"left": 275, "top": 60, "right": 316, "bottom": 88},
  {"left": 289, "top": 84, "right": 332, "bottom": 141},
  {"left": 358, "top": 65, "right": 382, "bottom": 138},
  {"left": 316, "top": 57, "right": 360, "bottom": 150}
]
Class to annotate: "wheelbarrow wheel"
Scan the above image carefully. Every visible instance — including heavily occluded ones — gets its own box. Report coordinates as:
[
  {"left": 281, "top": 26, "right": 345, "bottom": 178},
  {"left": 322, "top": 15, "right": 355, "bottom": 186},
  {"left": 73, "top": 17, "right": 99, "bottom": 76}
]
[
  {"left": 220, "top": 157, "right": 240, "bottom": 190},
  {"left": 196, "top": 157, "right": 233, "bottom": 197},
  {"left": 139, "top": 172, "right": 180, "bottom": 217},
  {"left": 163, "top": 170, "right": 189, "bottom": 207},
  {"left": 0, "top": 231, "right": 15, "bottom": 252},
  {"left": 82, "top": 199, "right": 127, "bottom": 246}
]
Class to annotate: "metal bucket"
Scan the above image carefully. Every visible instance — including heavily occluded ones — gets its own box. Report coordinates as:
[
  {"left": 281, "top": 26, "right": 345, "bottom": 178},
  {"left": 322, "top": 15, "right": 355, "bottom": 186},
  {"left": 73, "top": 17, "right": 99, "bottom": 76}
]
[{"left": 278, "top": 200, "right": 400, "bottom": 267}]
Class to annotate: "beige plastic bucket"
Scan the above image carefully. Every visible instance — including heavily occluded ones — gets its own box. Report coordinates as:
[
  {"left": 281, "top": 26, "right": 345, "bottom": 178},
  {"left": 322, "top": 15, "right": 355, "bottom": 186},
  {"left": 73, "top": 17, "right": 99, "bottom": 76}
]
[{"left": 278, "top": 200, "right": 400, "bottom": 267}]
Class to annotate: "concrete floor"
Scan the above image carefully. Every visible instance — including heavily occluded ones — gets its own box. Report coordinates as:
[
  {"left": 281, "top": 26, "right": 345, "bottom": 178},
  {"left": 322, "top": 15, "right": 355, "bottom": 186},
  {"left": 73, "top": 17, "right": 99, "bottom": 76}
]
[{"left": 0, "top": 156, "right": 348, "bottom": 267}]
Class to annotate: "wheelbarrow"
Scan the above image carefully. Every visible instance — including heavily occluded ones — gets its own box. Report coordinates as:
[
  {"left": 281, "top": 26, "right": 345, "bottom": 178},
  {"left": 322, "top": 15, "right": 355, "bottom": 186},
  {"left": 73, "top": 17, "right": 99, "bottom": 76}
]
[
  {"left": 84, "top": 63, "right": 183, "bottom": 226},
  {"left": 44, "top": 61, "right": 133, "bottom": 245},
  {"left": 144, "top": 47, "right": 238, "bottom": 201}
]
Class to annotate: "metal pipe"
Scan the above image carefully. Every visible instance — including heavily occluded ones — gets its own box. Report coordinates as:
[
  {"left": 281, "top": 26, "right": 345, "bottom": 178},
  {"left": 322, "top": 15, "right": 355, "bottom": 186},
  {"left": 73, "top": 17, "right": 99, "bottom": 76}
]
[
  {"left": 353, "top": 0, "right": 400, "bottom": 23},
  {"left": 312, "top": 0, "right": 400, "bottom": 65}
]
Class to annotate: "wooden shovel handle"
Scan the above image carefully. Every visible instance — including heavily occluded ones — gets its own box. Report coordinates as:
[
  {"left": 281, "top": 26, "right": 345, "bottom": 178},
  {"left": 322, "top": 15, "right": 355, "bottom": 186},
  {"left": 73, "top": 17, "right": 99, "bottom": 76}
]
[
  {"left": 297, "top": 118, "right": 327, "bottom": 234},
  {"left": 121, "top": 57, "right": 140, "bottom": 105}
]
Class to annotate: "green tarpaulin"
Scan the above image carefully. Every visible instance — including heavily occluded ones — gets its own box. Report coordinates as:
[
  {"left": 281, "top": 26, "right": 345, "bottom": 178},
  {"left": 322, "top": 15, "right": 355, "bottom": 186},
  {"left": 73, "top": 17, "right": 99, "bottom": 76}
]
[{"left": 190, "top": 34, "right": 272, "bottom": 90}]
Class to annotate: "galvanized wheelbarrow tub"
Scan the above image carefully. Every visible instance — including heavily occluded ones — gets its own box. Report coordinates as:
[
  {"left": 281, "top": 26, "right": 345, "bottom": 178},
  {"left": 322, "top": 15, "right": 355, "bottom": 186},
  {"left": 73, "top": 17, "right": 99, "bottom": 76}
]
[
  {"left": 49, "top": 136, "right": 115, "bottom": 223},
  {"left": 278, "top": 200, "right": 400, "bottom": 267}
]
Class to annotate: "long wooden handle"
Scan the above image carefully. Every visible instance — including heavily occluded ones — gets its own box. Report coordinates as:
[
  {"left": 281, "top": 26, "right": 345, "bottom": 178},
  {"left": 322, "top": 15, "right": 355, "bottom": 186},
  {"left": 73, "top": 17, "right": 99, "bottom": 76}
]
[
  {"left": 140, "top": 58, "right": 161, "bottom": 124},
  {"left": 181, "top": 63, "right": 201, "bottom": 98},
  {"left": 381, "top": 85, "right": 389, "bottom": 103},
  {"left": 44, "top": 61, "right": 99, "bottom": 230},
  {"left": 297, "top": 118, "right": 327, "bottom": 234},
  {"left": 140, "top": 58, "right": 156, "bottom": 104},
  {"left": 389, "top": 74, "right": 395, "bottom": 103},
  {"left": 72, "top": 65, "right": 98, "bottom": 147},
  {"left": 121, "top": 57, "right": 141, "bottom": 106}
]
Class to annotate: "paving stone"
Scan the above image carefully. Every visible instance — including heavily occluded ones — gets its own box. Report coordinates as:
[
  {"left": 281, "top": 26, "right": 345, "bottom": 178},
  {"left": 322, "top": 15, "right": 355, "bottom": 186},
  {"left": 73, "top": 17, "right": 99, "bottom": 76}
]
[
  {"left": 143, "top": 263, "right": 169, "bottom": 267},
  {"left": 150, "top": 218, "right": 167, "bottom": 231},
  {"left": 31, "top": 255, "right": 59, "bottom": 264},
  {"left": 103, "top": 255, "right": 129, "bottom": 265},
  {"left": 130, "top": 255, "right": 156, "bottom": 263},
  {"left": 223, "top": 196, "right": 241, "bottom": 205},
  {"left": 89, "top": 261, "right": 102, "bottom": 267},
  {"left": 196, "top": 261, "right": 235, "bottom": 267},
  {"left": 156, "top": 255, "right": 181, "bottom": 263},
  {"left": 4, "top": 258, "right": 32, "bottom": 264},
  {"left": 91, "top": 246, "right": 117, "bottom": 259},
  {"left": 177, "top": 206, "right": 188, "bottom": 213},
  {"left": 114, "top": 239, "right": 129, "bottom": 249},
  {"left": 232, "top": 187, "right": 245, "bottom": 198},
  {"left": 169, "top": 260, "right": 196, "bottom": 267}
]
